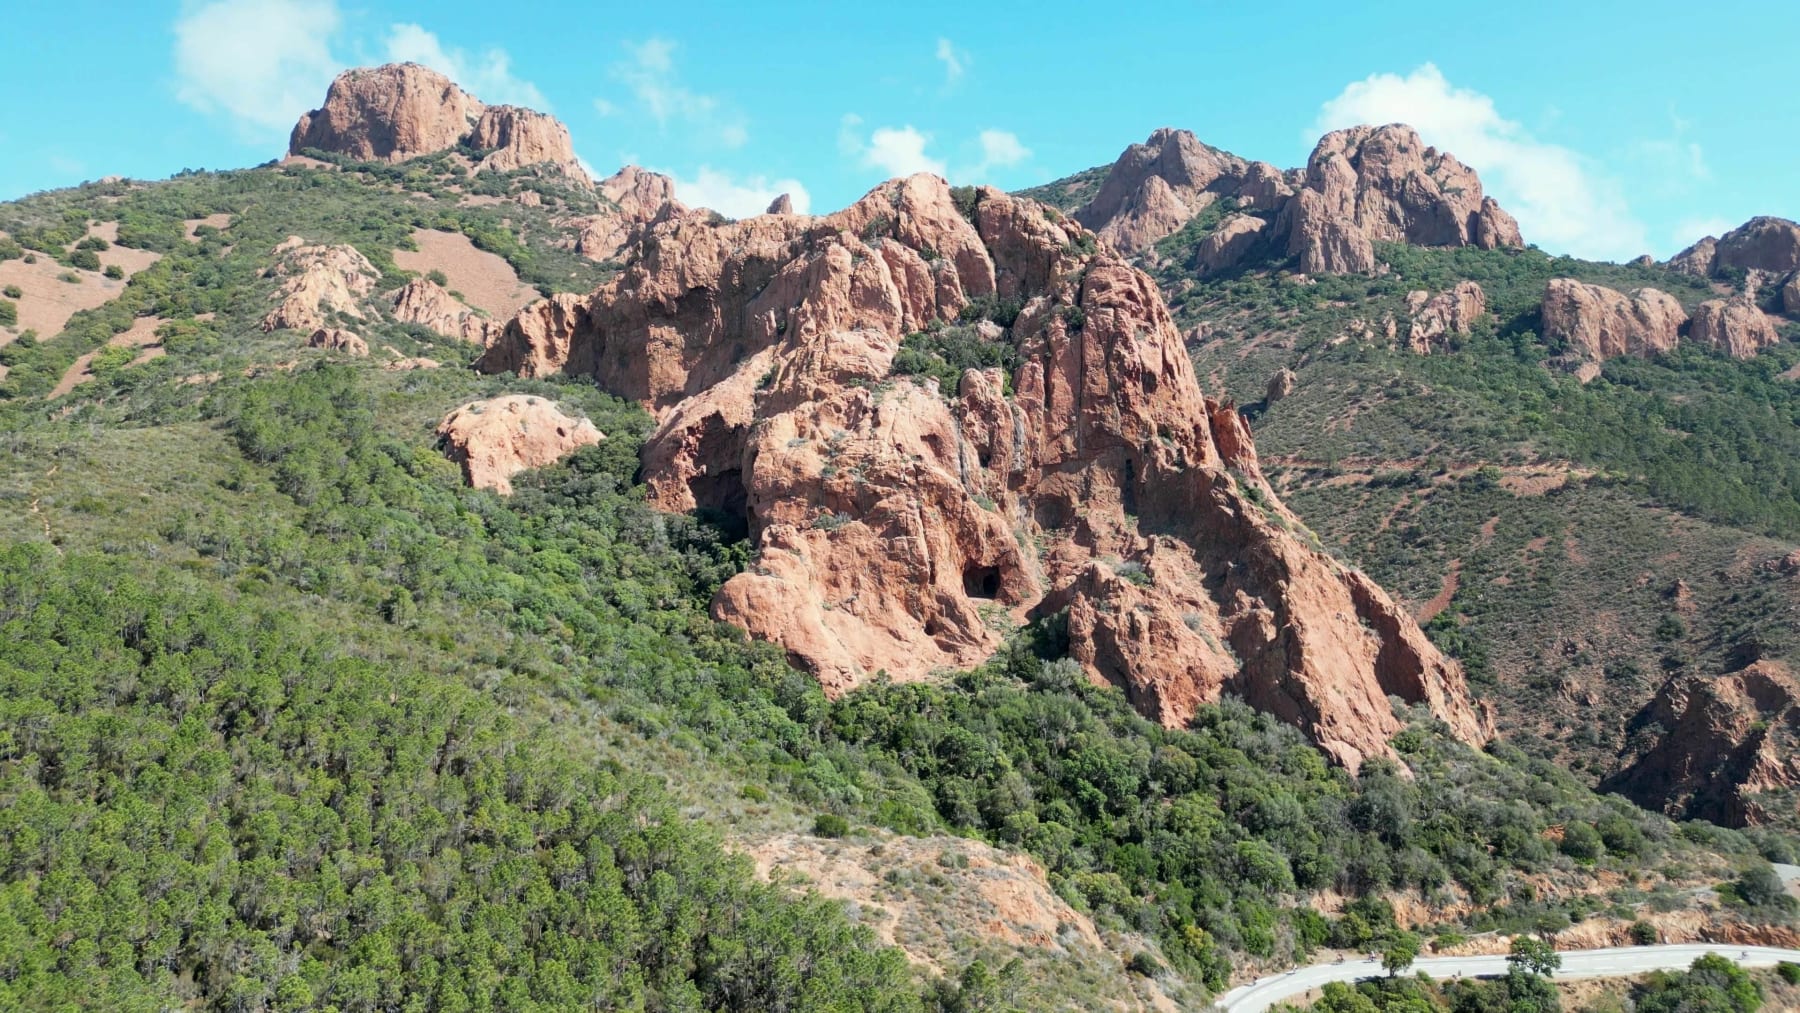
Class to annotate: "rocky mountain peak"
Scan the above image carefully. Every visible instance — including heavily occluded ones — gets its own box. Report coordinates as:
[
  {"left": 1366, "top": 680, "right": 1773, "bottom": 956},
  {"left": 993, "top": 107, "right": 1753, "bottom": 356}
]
[
  {"left": 289, "top": 62, "right": 587, "bottom": 181},
  {"left": 1070, "top": 122, "right": 1523, "bottom": 273},
  {"left": 475, "top": 171, "right": 1491, "bottom": 769}
]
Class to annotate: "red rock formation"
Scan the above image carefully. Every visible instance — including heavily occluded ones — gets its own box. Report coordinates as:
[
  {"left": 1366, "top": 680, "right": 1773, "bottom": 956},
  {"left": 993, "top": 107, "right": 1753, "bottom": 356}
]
[
  {"left": 1074, "top": 128, "right": 1290, "bottom": 254},
  {"left": 476, "top": 173, "right": 1490, "bottom": 769},
  {"left": 289, "top": 63, "right": 586, "bottom": 181},
  {"left": 1283, "top": 125, "right": 1522, "bottom": 274},
  {"left": 1690, "top": 297, "right": 1782, "bottom": 359},
  {"left": 570, "top": 167, "right": 690, "bottom": 263},
  {"left": 391, "top": 278, "right": 496, "bottom": 344},
  {"left": 1539, "top": 279, "right": 1685, "bottom": 360},
  {"left": 261, "top": 237, "right": 379, "bottom": 333},
  {"left": 1612, "top": 661, "right": 1800, "bottom": 826},
  {"left": 1668, "top": 235, "right": 1717, "bottom": 277},
  {"left": 1784, "top": 274, "right": 1800, "bottom": 316},
  {"left": 1193, "top": 214, "right": 1269, "bottom": 276},
  {"left": 766, "top": 193, "right": 796, "bottom": 216},
  {"left": 1405, "top": 281, "right": 1486, "bottom": 353},
  {"left": 1266, "top": 367, "right": 1297, "bottom": 404},
  {"left": 436, "top": 395, "right": 604, "bottom": 495},
  {"left": 305, "top": 327, "right": 368, "bottom": 356},
  {"left": 1716, "top": 217, "right": 1800, "bottom": 277}
]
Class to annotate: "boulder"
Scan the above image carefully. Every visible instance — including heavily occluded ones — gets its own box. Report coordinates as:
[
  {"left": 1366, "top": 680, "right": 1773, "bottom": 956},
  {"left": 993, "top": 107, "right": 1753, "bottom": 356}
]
[
  {"left": 436, "top": 395, "right": 604, "bottom": 495},
  {"left": 1539, "top": 279, "right": 1685, "bottom": 360},
  {"left": 1406, "top": 281, "right": 1486, "bottom": 353},
  {"left": 1265, "top": 367, "right": 1296, "bottom": 404},
  {"left": 766, "top": 193, "right": 795, "bottom": 215},
  {"left": 391, "top": 277, "right": 497, "bottom": 344},
  {"left": 1784, "top": 274, "right": 1800, "bottom": 316},
  {"left": 477, "top": 172, "right": 1491, "bottom": 770},
  {"left": 1689, "top": 297, "right": 1782, "bottom": 359},
  {"left": 1716, "top": 217, "right": 1800, "bottom": 277},
  {"left": 305, "top": 327, "right": 368, "bottom": 356},
  {"left": 261, "top": 237, "right": 379, "bottom": 333}
]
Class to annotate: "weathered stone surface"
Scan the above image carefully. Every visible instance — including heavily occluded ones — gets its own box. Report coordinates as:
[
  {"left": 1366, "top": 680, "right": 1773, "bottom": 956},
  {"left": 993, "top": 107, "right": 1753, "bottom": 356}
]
[
  {"left": 1266, "top": 366, "right": 1296, "bottom": 404},
  {"left": 260, "top": 237, "right": 379, "bottom": 333},
  {"left": 390, "top": 277, "right": 496, "bottom": 344},
  {"left": 436, "top": 395, "right": 603, "bottom": 495},
  {"left": 1690, "top": 297, "right": 1782, "bottom": 359},
  {"left": 1784, "top": 274, "right": 1800, "bottom": 316},
  {"left": 1668, "top": 235, "right": 1717, "bottom": 277},
  {"left": 1716, "top": 217, "right": 1800, "bottom": 277},
  {"left": 570, "top": 166, "right": 690, "bottom": 262},
  {"left": 1192, "top": 214, "right": 1268, "bottom": 275},
  {"left": 1074, "top": 128, "right": 1285, "bottom": 254},
  {"left": 766, "top": 193, "right": 795, "bottom": 215},
  {"left": 1283, "top": 125, "right": 1522, "bottom": 274},
  {"left": 1612, "top": 661, "right": 1800, "bottom": 826},
  {"left": 289, "top": 63, "right": 586, "bottom": 181},
  {"left": 1405, "top": 281, "right": 1486, "bottom": 353},
  {"left": 478, "top": 173, "right": 1490, "bottom": 769},
  {"left": 305, "top": 327, "right": 368, "bottom": 356},
  {"left": 1539, "top": 279, "right": 1685, "bottom": 360}
]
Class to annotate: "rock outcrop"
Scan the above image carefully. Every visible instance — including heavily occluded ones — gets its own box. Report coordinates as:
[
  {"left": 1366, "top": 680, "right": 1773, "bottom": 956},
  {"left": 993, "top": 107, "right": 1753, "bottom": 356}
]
[
  {"left": 1611, "top": 661, "right": 1800, "bottom": 826},
  {"left": 1405, "top": 281, "right": 1486, "bottom": 353},
  {"left": 1689, "top": 297, "right": 1782, "bottom": 359},
  {"left": 1670, "top": 217, "right": 1800, "bottom": 283},
  {"left": 1282, "top": 125, "right": 1522, "bottom": 275},
  {"left": 289, "top": 63, "right": 587, "bottom": 181},
  {"left": 476, "top": 173, "right": 1491, "bottom": 769},
  {"left": 260, "top": 237, "right": 379, "bottom": 333},
  {"left": 1192, "top": 214, "right": 1269, "bottom": 276},
  {"left": 391, "top": 277, "right": 496, "bottom": 344},
  {"left": 1784, "top": 274, "right": 1800, "bottom": 316},
  {"left": 436, "top": 395, "right": 604, "bottom": 495},
  {"left": 1265, "top": 367, "right": 1296, "bottom": 405},
  {"left": 570, "top": 166, "right": 690, "bottom": 263},
  {"left": 766, "top": 193, "right": 796, "bottom": 216},
  {"left": 305, "top": 327, "right": 368, "bottom": 356},
  {"left": 1073, "top": 128, "right": 1290, "bottom": 254},
  {"left": 1539, "top": 279, "right": 1685, "bottom": 361},
  {"left": 1073, "top": 124, "right": 1522, "bottom": 273}
]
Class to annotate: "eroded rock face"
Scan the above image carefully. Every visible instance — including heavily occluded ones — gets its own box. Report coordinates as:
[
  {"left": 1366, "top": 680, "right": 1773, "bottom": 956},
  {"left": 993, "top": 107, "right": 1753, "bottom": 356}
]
[
  {"left": 1690, "top": 297, "right": 1782, "bottom": 359},
  {"left": 1612, "top": 661, "right": 1800, "bottom": 826},
  {"left": 391, "top": 278, "right": 496, "bottom": 344},
  {"left": 290, "top": 63, "right": 586, "bottom": 181},
  {"left": 1193, "top": 214, "right": 1269, "bottom": 276},
  {"left": 1668, "top": 236, "right": 1717, "bottom": 277},
  {"left": 1405, "top": 281, "right": 1486, "bottom": 353},
  {"left": 1283, "top": 125, "right": 1522, "bottom": 274},
  {"left": 436, "top": 395, "right": 604, "bottom": 495},
  {"left": 477, "top": 173, "right": 1490, "bottom": 769},
  {"left": 766, "top": 193, "right": 796, "bottom": 215},
  {"left": 1539, "top": 279, "right": 1685, "bottom": 360},
  {"left": 571, "top": 166, "right": 690, "bottom": 262},
  {"left": 1073, "top": 128, "right": 1285, "bottom": 254},
  {"left": 1716, "top": 217, "right": 1800, "bottom": 277},
  {"left": 1266, "top": 367, "right": 1297, "bottom": 404},
  {"left": 261, "top": 237, "right": 379, "bottom": 333},
  {"left": 306, "top": 327, "right": 368, "bottom": 356},
  {"left": 1784, "top": 274, "right": 1800, "bottom": 316}
]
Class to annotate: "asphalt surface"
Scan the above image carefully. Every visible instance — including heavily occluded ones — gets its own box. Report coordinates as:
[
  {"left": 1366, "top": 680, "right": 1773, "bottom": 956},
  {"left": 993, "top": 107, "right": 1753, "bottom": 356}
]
[{"left": 1214, "top": 943, "right": 1800, "bottom": 1012}]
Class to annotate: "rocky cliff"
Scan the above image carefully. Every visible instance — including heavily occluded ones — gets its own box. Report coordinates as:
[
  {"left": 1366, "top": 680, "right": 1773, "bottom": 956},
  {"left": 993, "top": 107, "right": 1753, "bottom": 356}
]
[
  {"left": 289, "top": 63, "right": 587, "bottom": 181},
  {"left": 1071, "top": 123, "right": 1522, "bottom": 272},
  {"left": 1610, "top": 661, "right": 1800, "bottom": 826},
  {"left": 477, "top": 173, "right": 1491, "bottom": 769},
  {"left": 1539, "top": 279, "right": 1686, "bottom": 361}
]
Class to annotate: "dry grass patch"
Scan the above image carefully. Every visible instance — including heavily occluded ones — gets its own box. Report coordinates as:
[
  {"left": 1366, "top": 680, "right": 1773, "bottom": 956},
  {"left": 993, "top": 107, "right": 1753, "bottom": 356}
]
[{"left": 393, "top": 228, "right": 537, "bottom": 318}]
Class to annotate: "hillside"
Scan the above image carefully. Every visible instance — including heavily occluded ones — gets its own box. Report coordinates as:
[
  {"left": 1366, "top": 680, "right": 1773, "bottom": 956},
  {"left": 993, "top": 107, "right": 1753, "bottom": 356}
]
[
  {"left": 1053, "top": 126, "right": 1800, "bottom": 835},
  {"left": 0, "top": 65, "right": 1797, "bottom": 1010}
]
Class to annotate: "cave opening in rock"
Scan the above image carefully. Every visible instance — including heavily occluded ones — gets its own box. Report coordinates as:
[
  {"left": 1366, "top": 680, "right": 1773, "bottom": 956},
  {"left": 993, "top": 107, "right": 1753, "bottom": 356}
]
[{"left": 963, "top": 564, "right": 1001, "bottom": 599}]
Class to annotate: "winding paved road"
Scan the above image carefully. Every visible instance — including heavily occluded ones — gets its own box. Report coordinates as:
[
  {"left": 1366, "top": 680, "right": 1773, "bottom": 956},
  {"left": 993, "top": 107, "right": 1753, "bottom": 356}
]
[{"left": 1215, "top": 943, "right": 1800, "bottom": 1012}]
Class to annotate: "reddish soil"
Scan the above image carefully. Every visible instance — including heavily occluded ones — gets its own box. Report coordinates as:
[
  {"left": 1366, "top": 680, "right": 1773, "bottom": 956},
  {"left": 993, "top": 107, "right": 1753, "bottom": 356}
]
[{"left": 392, "top": 228, "right": 537, "bottom": 318}]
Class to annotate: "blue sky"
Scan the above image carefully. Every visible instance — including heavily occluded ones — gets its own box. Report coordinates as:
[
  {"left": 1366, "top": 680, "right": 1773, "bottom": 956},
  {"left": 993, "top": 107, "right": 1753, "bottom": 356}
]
[{"left": 3, "top": 1, "right": 1794, "bottom": 259}]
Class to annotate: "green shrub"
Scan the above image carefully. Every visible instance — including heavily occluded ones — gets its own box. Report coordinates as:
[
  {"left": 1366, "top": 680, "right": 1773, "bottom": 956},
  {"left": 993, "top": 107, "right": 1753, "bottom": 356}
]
[
  {"left": 1777, "top": 961, "right": 1800, "bottom": 984},
  {"left": 103, "top": 264, "right": 124, "bottom": 280},
  {"left": 1629, "top": 920, "right": 1659, "bottom": 945},
  {"left": 812, "top": 813, "right": 851, "bottom": 838},
  {"left": 0, "top": 299, "right": 14, "bottom": 327},
  {"left": 75, "top": 235, "right": 109, "bottom": 251},
  {"left": 426, "top": 268, "right": 449, "bottom": 286},
  {"left": 68, "top": 248, "right": 101, "bottom": 271},
  {"left": 2, "top": 284, "right": 20, "bottom": 298}
]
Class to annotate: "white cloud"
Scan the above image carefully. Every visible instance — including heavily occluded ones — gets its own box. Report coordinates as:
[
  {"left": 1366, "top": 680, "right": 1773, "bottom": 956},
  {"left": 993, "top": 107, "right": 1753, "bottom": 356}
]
[
  {"left": 173, "top": 0, "right": 344, "bottom": 134},
  {"left": 670, "top": 167, "right": 812, "bottom": 219},
  {"left": 972, "top": 129, "right": 1029, "bottom": 173},
  {"left": 606, "top": 38, "right": 747, "bottom": 148},
  {"left": 935, "top": 38, "right": 967, "bottom": 89},
  {"left": 384, "top": 23, "right": 547, "bottom": 109},
  {"left": 863, "top": 126, "right": 947, "bottom": 178},
  {"left": 1315, "top": 63, "right": 1649, "bottom": 261},
  {"left": 1672, "top": 216, "right": 1734, "bottom": 249}
]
